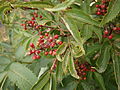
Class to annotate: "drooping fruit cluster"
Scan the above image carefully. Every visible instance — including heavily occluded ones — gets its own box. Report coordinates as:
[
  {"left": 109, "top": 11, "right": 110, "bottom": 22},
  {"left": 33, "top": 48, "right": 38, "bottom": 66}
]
[
  {"left": 21, "top": 12, "right": 63, "bottom": 60},
  {"left": 74, "top": 60, "right": 95, "bottom": 80},
  {"left": 95, "top": 0, "right": 110, "bottom": 15},
  {"left": 103, "top": 25, "right": 120, "bottom": 39},
  {"left": 21, "top": 12, "right": 43, "bottom": 31},
  {"left": 27, "top": 33, "right": 63, "bottom": 60}
]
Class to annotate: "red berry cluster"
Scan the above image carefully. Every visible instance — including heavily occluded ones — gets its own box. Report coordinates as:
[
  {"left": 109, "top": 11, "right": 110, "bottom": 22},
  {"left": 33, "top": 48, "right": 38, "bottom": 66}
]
[
  {"left": 21, "top": 12, "right": 43, "bottom": 30},
  {"left": 74, "top": 61, "right": 95, "bottom": 80},
  {"left": 103, "top": 26, "right": 120, "bottom": 39},
  {"left": 96, "top": 0, "right": 110, "bottom": 15},
  {"left": 27, "top": 33, "right": 63, "bottom": 60}
]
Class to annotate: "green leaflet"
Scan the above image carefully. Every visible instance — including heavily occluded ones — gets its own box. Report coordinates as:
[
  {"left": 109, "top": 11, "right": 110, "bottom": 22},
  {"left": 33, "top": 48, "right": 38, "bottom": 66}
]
[
  {"left": 56, "top": 42, "right": 67, "bottom": 55},
  {"left": 15, "top": 46, "right": 25, "bottom": 59},
  {"left": 68, "top": 54, "right": 79, "bottom": 79},
  {"left": 56, "top": 61, "right": 63, "bottom": 82},
  {"left": 56, "top": 55, "right": 63, "bottom": 62},
  {"left": 12, "top": 1, "right": 53, "bottom": 8},
  {"left": 65, "top": 9, "right": 100, "bottom": 26},
  {"left": 62, "top": 51, "right": 70, "bottom": 74},
  {"left": 32, "top": 71, "right": 50, "bottom": 90},
  {"left": 96, "top": 45, "right": 111, "bottom": 73},
  {"left": 62, "top": 15, "right": 85, "bottom": 55},
  {"left": 112, "top": 53, "right": 120, "bottom": 89},
  {"left": 81, "top": 24, "right": 93, "bottom": 42},
  {"left": 62, "top": 15, "right": 82, "bottom": 44},
  {"left": 45, "top": 0, "right": 75, "bottom": 11},
  {"left": 92, "top": 26, "right": 102, "bottom": 43},
  {"left": 8, "top": 63, "right": 37, "bottom": 90},
  {"left": 0, "top": 72, "right": 7, "bottom": 84},
  {"left": 94, "top": 72, "right": 106, "bottom": 90},
  {"left": 100, "top": 0, "right": 120, "bottom": 26},
  {"left": 51, "top": 73, "right": 56, "bottom": 90},
  {"left": 42, "top": 80, "right": 51, "bottom": 90}
]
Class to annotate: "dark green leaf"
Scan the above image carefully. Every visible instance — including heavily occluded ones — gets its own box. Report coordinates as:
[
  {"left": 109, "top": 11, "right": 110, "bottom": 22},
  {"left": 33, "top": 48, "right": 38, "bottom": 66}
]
[
  {"left": 94, "top": 72, "right": 106, "bottom": 90},
  {"left": 45, "top": 0, "right": 75, "bottom": 11},
  {"left": 32, "top": 71, "right": 50, "bottom": 90},
  {"left": 65, "top": 9, "right": 100, "bottom": 26},
  {"left": 8, "top": 62, "right": 37, "bottom": 90},
  {"left": 96, "top": 45, "right": 111, "bottom": 73},
  {"left": 112, "top": 53, "right": 120, "bottom": 89},
  {"left": 68, "top": 54, "right": 79, "bottom": 79}
]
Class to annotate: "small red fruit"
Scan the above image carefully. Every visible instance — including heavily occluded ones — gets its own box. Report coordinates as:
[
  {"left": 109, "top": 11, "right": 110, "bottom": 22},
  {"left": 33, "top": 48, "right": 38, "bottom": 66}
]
[
  {"left": 40, "top": 15, "right": 42, "bottom": 18},
  {"left": 96, "top": 5, "right": 99, "bottom": 8},
  {"left": 36, "top": 55, "right": 41, "bottom": 59},
  {"left": 36, "top": 50, "right": 41, "bottom": 54},
  {"left": 96, "top": 12, "right": 101, "bottom": 15},
  {"left": 32, "top": 55, "right": 37, "bottom": 60},
  {"left": 44, "top": 52, "right": 49, "bottom": 55},
  {"left": 50, "top": 42, "right": 56, "bottom": 47},
  {"left": 100, "top": 5, "right": 106, "bottom": 9},
  {"left": 45, "top": 33, "right": 49, "bottom": 36},
  {"left": 104, "top": 30, "right": 109, "bottom": 35},
  {"left": 108, "top": 34, "right": 113, "bottom": 39},
  {"left": 49, "top": 50, "right": 53, "bottom": 55},
  {"left": 113, "top": 27, "right": 117, "bottom": 31},
  {"left": 31, "top": 17, "right": 35, "bottom": 20},
  {"left": 58, "top": 41, "right": 63, "bottom": 45},
  {"left": 30, "top": 43, "right": 35, "bottom": 48},
  {"left": 54, "top": 35, "right": 59, "bottom": 39}
]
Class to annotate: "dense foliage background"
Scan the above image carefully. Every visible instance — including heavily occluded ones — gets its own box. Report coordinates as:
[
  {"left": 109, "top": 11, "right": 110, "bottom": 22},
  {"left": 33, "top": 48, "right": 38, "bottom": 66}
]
[{"left": 0, "top": 0, "right": 120, "bottom": 90}]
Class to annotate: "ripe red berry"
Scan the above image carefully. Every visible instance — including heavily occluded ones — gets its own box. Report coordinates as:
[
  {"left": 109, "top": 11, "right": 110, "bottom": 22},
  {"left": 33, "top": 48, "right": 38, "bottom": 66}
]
[
  {"left": 100, "top": 5, "right": 106, "bottom": 9},
  {"left": 96, "top": 5, "right": 99, "bottom": 8},
  {"left": 50, "top": 42, "right": 56, "bottom": 47},
  {"left": 30, "top": 43, "right": 35, "bottom": 48},
  {"left": 31, "top": 17, "right": 35, "bottom": 20},
  {"left": 104, "top": 30, "right": 109, "bottom": 35},
  {"left": 49, "top": 50, "right": 53, "bottom": 55},
  {"left": 35, "top": 25, "right": 39, "bottom": 29},
  {"left": 96, "top": 12, "right": 101, "bottom": 15},
  {"left": 36, "top": 55, "right": 41, "bottom": 59},
  {"left": 54, "top": 35, "right": 59, "bottom": 39},
  {"left": 101, "top": 9, "right": 106, "bottom": 13},
  {"left": 32, "top": 55, "right": 37, "bottom": 60},
  {"left": 83, "top": 77, "right": 86, "bottom": 80},
  {"left": 40, "top": 15, "right": 42, "bottom": 18},
  {"left": 33, "top": 13, "right": 38, "bottom": 17},
  {"left": 113, "top": 27, "right": 117, "bottom": 31},
  {"left": 58, "top": 41, "right": 63, "bottom": 45},
  {"left": 36, "top": 50, "right": 41, "bottom": 54},
  {"left": 40, "top": 35, "right": 44, "bottom": 39},
  {"left": 21, "top": 24, "right": 26, "bottom": 26},
  {"left": 97, "top": 8, "right": 101, "bottom": 12},
  {"left": 102, "top": 0, "right": 106, "bottom": 4},
  {"left": 108, "top": 34, "right": 113, "bottom": 39},
  {"left": 44, "top": 52, "right": 49, "bottom": 55},
  {"left": 48, "top": 37, "right": 53, "bottom": 42},
  {"left": 52, "top": 50, "right": 57, "bottom": 56},
  {"left": 45, "top": 33, "right": 49, "bottom": 36}
]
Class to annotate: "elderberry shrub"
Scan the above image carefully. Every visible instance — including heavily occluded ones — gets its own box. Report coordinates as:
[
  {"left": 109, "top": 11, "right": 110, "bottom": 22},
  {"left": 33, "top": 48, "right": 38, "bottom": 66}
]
[
  {"left": 21, "top": 12, "right": 63, "bottom": 60},
  {"left": 74, "top": 60, "right": 95, "bottom": 80},
  {"left": 95, "top": 0, "right": 110, "bottom": 16}
]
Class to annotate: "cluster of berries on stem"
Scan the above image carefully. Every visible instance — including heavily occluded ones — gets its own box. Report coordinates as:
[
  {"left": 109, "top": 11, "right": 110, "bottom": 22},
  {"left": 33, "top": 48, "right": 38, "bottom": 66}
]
[
  {"left": 95, "top": 0, "right": 110, "bottom": 15},
  {"left": 74, "top": 60, "right": 95, "bottom": 80},
  {"left": 21, "top": 12, "right": 63, "bottom": 60},
  {"left": 103, "top": 24, "right": 120, "bottom": 39}
]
